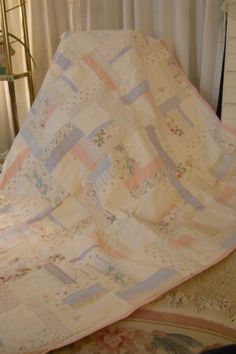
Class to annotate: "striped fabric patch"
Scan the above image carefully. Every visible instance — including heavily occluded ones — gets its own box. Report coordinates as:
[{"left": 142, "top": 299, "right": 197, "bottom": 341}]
[{"left": 44, "top": 263, "right": 76, "bottom": 284}]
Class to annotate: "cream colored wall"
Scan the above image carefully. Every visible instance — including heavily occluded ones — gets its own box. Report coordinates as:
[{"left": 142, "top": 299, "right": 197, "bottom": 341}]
[{"left": 222, "top": 16, "right": 236, "bottom": 128}]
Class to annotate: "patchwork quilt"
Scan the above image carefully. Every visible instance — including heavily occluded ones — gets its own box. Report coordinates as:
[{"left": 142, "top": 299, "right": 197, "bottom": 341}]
[{"left": 0, "top": 30, "right": 235, "bottom": 354}]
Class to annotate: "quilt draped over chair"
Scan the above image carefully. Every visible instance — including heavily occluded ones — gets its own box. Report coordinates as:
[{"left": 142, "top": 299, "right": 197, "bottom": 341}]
[{"left": 0, "top": 30, "right": 235, "bottom": 354}]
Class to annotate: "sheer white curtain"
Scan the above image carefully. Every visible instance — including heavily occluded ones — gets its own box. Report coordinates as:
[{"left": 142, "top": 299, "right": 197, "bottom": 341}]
[
  {"left": 0, "top": 0, "right": 225, "bottom": 149},
  {"left": 69, "top": 0, "right": 225, "bottom": 109},
  {"left": 0, "top": 0, "right": 70, "bottom": 150},
  {"left": 27, "top": 0, "right": 70, "bottom": 93}
]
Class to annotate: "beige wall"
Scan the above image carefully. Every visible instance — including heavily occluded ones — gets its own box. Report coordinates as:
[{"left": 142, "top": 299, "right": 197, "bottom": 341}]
[{"left": 222, "top": 16, "right": 236, "bottom": 128}]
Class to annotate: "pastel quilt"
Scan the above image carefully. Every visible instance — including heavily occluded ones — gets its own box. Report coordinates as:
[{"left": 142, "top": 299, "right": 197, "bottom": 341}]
[{"left": 0, "top": 30, "right": 236, "bottom": 354}]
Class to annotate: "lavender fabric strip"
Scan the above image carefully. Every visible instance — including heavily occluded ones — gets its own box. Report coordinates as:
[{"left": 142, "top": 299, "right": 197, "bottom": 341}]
[
  {"left": 89, "top": 156, "right": 111, "bottom": 183},
  {"left": 121, "top": 81, "right": 150, "bottom": 105},
  {"left": 31, "top": 90, "right": 46, "bottom": 115},
  {"left": 45, "top": 127, "right": 83, "bottom": 172},
  {"left": 63, "top": 284, "right": 104, "bottom": 305},
  {"left": 109, "top": 45, "right": 132, "bottom": 64},
  {"left": 54, "top": 52, "right": 72, "bottom": 70},
  {"left": 44, "top": 263, "right": 76, "bottom": 284},
  {"left": 21, "top": 126, "right": 42, "bottom": 158},
  {"left": 27, "top": 208, "right": 51, "bottom": 224},
  {"left": 158, "top": 96, "right": 194, "bottom": 127},
  {"left": 70, "top": 245, "right": 98, "bottom": 263},
  {"left": 117, "top": 268, "right": 176, "bottom": 301},
  {"left": 61, "top": 75, "right": 79, "bottom": 93},
  {"left": 158, "top": 96, "right": 181, "bottom": 114},
  {"left": 47, "top": 212, "right": 66, "bottom": 230},
  {"left": 88, "top": 120, "right": 113, "bottom": 139}
]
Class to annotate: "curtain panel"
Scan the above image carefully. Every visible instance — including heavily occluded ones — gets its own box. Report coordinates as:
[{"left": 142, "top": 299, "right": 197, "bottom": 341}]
[
  {"left": 69, "top": 0, "right": 225, "bottom": 109},
  {"left": 0, "top": 0, "right": 225, "bottom": 149}
]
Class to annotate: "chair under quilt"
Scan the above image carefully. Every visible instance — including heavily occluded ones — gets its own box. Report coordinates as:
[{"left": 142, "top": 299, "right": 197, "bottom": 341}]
[{"left": 0, "top": 30, "right": 235, "bottom": 354}]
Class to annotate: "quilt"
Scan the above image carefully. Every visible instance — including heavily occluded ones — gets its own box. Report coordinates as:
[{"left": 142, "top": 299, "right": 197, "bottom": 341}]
[{"left": 0, "top": 30, "right": 236, "bottom": 354}]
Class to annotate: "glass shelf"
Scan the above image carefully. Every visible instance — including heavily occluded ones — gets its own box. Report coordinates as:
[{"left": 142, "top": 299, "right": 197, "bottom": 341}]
[{"left": 0, "top": 71, "right": 30, "bottom": 81}]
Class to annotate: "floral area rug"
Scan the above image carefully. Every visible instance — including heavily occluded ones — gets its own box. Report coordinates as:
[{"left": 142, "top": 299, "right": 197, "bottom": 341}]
[{"left": 52, "top": 253, "right": 236, "bottom": 353}]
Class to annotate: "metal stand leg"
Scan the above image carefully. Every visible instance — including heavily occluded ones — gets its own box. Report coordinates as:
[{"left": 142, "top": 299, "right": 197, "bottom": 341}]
[
  {"left": 27, "top": 72, "right": 35, "bottom": 105},
  {"left": 8, "top": 80, "right": 19, "bottom": 135}
]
